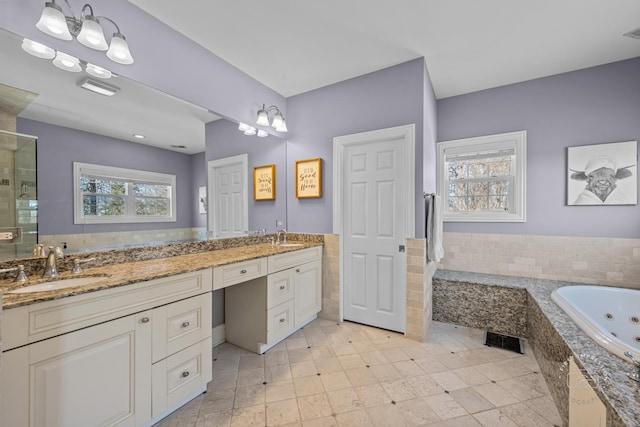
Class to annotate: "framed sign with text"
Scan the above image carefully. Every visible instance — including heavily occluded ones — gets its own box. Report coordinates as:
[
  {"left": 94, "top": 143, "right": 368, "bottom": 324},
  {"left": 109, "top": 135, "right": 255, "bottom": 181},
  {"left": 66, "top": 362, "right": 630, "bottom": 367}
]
[
  {"left": 253, "top": 164, "right": 276, "bottom": 200},
  {"left": 295, "top": 157, "right": 322, "bottom": 198}
]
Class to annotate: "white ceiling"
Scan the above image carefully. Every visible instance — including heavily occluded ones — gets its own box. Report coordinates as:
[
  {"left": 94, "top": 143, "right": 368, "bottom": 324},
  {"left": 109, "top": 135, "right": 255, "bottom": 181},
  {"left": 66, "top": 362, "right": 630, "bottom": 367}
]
[{"left": 131, "top": 0, "right": 640, "bottom": 99}]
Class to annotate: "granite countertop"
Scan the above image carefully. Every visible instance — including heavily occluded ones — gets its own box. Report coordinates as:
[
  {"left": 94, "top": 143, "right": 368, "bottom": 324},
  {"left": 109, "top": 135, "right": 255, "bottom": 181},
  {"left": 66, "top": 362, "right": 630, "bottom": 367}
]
[
  {"left": 434, "top": 270, "right": 640, "bottom": 427},
  {"left": 0, "top": 242, "right": 322, "bottom": 310}
]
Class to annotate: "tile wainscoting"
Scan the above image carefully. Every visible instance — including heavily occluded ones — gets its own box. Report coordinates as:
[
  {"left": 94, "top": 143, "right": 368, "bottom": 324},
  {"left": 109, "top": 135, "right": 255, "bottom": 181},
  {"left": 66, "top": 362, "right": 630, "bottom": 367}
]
[{"left": 439, "top": 232, "right": 640, "bottom": 289}]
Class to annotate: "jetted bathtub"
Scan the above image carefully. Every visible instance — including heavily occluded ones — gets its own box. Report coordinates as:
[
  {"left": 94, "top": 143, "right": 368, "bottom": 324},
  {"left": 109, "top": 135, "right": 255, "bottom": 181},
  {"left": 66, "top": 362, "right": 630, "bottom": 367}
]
[{"left": 551, "top": 285, "right": 640, "bottom": 362}]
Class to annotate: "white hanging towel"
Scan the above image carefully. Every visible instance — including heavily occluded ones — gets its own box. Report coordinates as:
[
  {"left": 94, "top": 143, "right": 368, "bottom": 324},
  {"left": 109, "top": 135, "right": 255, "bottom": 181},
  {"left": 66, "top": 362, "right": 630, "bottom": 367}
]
[{"left": 427, "top": 194, "right": 444, "bottom": 262}]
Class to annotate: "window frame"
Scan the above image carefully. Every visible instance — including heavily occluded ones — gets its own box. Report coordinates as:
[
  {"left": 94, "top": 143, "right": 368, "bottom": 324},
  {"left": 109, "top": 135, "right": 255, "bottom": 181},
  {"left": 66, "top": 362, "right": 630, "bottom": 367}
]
[
  {"left": 437, "top": 130, "right": 527, "bottom": 222},
  {"left": 73, "top": 162, "right": 177, "bottom": 224}
]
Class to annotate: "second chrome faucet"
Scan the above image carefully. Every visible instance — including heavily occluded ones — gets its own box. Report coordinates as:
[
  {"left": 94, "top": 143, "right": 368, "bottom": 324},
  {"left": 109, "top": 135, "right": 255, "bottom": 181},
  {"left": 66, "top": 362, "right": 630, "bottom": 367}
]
[{"left": 43, "top": 246, "right": 64, "bottom": 278}]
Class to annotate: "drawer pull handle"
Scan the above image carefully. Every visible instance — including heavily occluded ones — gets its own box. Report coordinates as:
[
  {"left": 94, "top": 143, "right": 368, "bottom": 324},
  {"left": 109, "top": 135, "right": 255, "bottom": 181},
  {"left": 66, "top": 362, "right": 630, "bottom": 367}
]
[
  {"left": 279, "top": 285, "right": 285, "bottom": 290},
  {"left": 279, "top": 318, "right": 286, "bottom": 323},
  {"left": 181, "top": 321, "right": 190, "bottom": 328},
  {"left": 181, "top": 371, "right": 190, "bottom": 378},
  {"left": 240, "top": 269, "right": 247, "bottom": 274},
  {"left": 141, "top": 317, "right": 150, "bottom": 323}
]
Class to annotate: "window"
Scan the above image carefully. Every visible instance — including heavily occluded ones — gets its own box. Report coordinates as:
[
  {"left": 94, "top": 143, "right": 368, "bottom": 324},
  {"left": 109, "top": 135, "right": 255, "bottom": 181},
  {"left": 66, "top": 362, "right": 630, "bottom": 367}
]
[
  {"left": 74, "top": 162, "right": 176, "bottom": 224},
  {"left": 437, "top": 131, "right": 526, "bottom": 222}
]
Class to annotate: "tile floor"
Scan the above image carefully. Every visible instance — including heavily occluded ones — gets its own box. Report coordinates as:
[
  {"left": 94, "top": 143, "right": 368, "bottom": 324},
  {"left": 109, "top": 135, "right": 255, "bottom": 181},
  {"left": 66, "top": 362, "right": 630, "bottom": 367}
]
[{"left": 154, "top": 319, "right": 562, "bottom": 427}]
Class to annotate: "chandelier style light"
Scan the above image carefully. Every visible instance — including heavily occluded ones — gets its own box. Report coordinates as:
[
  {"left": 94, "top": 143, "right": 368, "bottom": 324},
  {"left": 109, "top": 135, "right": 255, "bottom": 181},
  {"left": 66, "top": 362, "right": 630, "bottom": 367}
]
[
  {"left": 35, "top": 0, "right": 134, "bottom": 65},
  {"left": 256, "top": 104, "right": 288, "bottom": 132}
]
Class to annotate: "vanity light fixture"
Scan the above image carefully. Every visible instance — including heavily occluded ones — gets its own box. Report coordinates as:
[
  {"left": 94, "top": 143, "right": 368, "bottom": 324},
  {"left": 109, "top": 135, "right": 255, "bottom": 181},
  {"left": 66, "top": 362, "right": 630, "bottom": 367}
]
[
  {"left": 36, "top": 0, "right": 134, "bottom": 65},
  {"left": 53, "top": 51, "right": 82, "bottom": 72},
  {"left": 77, "top": 77, "right": 120, "bottom": 96},
  {"left": 256, "top": 104, "right": 288, "bottom": 132},
  {"left": 238, "top": 122, "right": 270, "bottom": 137}
]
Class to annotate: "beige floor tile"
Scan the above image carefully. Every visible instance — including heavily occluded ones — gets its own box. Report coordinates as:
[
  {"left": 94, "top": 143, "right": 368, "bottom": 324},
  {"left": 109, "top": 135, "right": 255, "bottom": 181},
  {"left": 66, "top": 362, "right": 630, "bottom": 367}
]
[
  {"left": 430, "top": 371, "right": 469, "bottom": 391},
  {"left": 293, "top": 375, "right": 325, "bottom": 397},
  {"left": 234, "top": 384, "right": 265, "bottom": 408},
  {"left": 213, "top": 358, "right": 240, "bottom": 373},
  {"left": 266, "top": 398, "right": 301, "bottom": 426},
  {"left": 286, "top": 338, "right": 310, "bottom": 351},
  {"left": 338, "top": 354, "right": 366, "bottom": 370},
  {"left": 393, "top": 359, "right": 427, "bottom": 378},
  {"left": 497, "top": 373, "right": 548, "bottom": 401},
  {"left": 499, "top": 402, "right": 556, "bottom": 427},
  {"left": 326, "top": 387, "right": 364, "bottom": 413},
  {"left": 230, "top": 404, "right": 266, "bottom": 427},
  {"left": 331, "top": 342, "right": 358, "bottom": 356},
  {"left": 314, "top": 357, "right": 343, "bottom": 374},
  {"left": 407, "top": 375, "right": 444, "bottom": 396},
  {"left": 365, "top": 403, "right": 408, "bottom": 427},
  {"left": 451, "top": 366, "right": 491, "bottom": 386},
  {"left": 426, "top": 415, "right": 482, "bottom": 426},
  {"left": 237, "top": 367, "right": 265, "bottom": 386},
  {"left": 473, "top": 382, "right": 520, "bottom": 407},
  {"left": 473, "top": 408, "right": 519, "bottom": 427},
  {"left": 265, "top": 350, "right": 290, "bottom": 367},
  {"left": 194, "top": 410, "right": 232, "bottom": 427},
  {"left": 310, "top": 345, "right": 335, "bottom": 360},
  {"left": 302, "top": 416, "right": 338, "bottom": 427},
  {"left": 360, "top": 350, "right": 390, "bottom": 366},
  {"left": 475, "top": 358, "right": 534, "bottom": 382},
  {"left": 266, "top": 381, "right": 297, "bottom": 403},
  {"left": 433, "top": 352, "right": 476, "bottom": 370},
  {"left": 371, "top": 363, "right": 403, "bottom": 382},
  {"left": 354, "top": 383, "right": 392, "bottom": 407},
  {"left": 199, "top": 388, "right": 235, "bottom": 414},
  {"left": 424, "top": 393, "right": 468, "bottom": 420},
  {"left": 380, "top": 347, "right": 410, "bottom": 362},
  {"left": 320, "top": 371, "right": 352, "bottom": 392},
  {"left": 208, "top": 371, "right": 237, "bottom": 390},
  {"left": 238, "top": 354, "right": 265, "bottom": 370},
  {"left": 288, "top": 348, "right": 313, "bottom": 363},
  {"left": 266, "top": 364, "right": 293, "bottom": 383},
  {"left": 351, "top": 340, "right": 379, "bottom": 353},
  {"left": 380, "top": 379, "right": 419, "bottom": 402},
  {"left": 296, "top": 393, "right": 333, "bottom": 421},
  {"left": 449, "top": 388, "right": 495, "bottom": 414},
  {"left": 345, "top": 366, "right": 379, "bottom": 387},
  {"left": 397, "top": 398, "right": 441, "bottom": 425},
  {"left": 413, "top": 357, "right": 448, "bottom": 374},
  {"left": 334, "top": 409, "right": 372, "bottom": 426},
  {"left": 291, "top": 360, "right": 318, "bottom": 378},
  {"left": 524, "top": 395, "right": 563, "bottom": 426},
  {"left": 155, "top": 414, "right": 198, "bottom": 427}
]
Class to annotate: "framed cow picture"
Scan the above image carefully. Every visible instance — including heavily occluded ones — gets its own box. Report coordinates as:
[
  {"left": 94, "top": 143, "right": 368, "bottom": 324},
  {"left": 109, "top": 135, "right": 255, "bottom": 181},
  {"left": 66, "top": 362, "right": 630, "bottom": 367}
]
[{"left": 567, "top": 140, "right": 638, "bottom": 206}]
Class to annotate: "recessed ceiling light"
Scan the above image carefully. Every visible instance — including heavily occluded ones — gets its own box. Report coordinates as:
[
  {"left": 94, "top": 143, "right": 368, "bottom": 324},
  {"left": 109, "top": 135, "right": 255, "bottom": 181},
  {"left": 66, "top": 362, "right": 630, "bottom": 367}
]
[
  {"left": 77, "top": 77, "right": 119, "bottom": 96},
  {"left": 133, "top": 134, "right": 145, "bottom": 139}
]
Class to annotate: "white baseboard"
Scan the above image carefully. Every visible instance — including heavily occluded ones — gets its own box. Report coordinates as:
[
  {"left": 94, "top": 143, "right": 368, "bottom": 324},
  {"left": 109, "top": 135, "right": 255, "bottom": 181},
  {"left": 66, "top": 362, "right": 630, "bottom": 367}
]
[{"left": 212, "top": 324, "right": 225, "bottom": 347}]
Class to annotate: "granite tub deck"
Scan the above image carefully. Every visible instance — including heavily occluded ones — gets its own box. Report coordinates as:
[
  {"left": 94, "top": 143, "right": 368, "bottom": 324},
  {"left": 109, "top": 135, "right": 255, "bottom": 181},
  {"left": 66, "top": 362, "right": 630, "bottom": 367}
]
[
  {"left": 0, "top": 239, "right": 323, "bottom": 309},
  {"left": 433, "top": 270, "right": 640, "bottom": 427}
]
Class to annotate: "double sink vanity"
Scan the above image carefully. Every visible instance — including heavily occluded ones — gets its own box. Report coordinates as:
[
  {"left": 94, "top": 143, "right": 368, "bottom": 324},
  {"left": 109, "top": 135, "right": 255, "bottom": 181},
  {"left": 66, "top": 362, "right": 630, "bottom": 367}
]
[{"left": 0, "top": 235, "right": 323, "bottom": 427}]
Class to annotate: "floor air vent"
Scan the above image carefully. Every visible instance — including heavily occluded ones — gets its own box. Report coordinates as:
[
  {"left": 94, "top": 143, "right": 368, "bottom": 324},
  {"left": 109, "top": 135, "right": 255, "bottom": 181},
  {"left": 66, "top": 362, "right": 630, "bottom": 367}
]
[{"left": 484, "top": 331, "right": 524, "bottom": 354}]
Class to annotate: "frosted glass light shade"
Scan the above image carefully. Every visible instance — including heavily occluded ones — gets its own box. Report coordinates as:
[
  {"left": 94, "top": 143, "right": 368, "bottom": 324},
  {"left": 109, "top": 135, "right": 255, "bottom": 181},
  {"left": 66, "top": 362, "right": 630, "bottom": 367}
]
[
  {"left": 244, "top": 127, "right": 257, "bottom": 136},
  {"left": 257, "top": 130, "right": 268, "bottom": 138},
  {"left": 271, "top": 112, "right": 284, "bottom": 129},
  {"left": 256, "top": 109, "right": 269, "bottom": 126},
  {"left": 52, "top": 51, "right": 81, "bottom": 72},
  {"left": 275, "top": 119, "right": 288, "bottom": 133},
  {"left": 106, "top": 33, "right": 134, "bottom": 64},
  {"left": 36, "top": 2, "right": 72, "bottom": 40},
  {"left": 21, "top": 38, "right": 56, "bottom": 59},
  {"left": 77, "top": 16, "right": 108, "bottom": 50},
  {"left": 86, "top": 63, "right": 112, "bottom": 79}
]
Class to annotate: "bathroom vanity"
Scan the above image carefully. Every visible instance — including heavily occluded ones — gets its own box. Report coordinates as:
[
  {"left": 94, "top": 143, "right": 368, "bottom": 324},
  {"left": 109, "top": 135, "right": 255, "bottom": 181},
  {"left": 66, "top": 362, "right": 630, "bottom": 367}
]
[{"left": 0, "top": 240, "right": 323, "bottom": 427}]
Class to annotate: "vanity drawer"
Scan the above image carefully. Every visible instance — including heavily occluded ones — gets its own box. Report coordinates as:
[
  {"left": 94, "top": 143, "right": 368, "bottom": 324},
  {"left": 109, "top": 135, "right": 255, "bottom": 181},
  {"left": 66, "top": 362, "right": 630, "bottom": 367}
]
[
  {"left": 267, "top": 299, "right": 295, "bottom": 344},
  {"left": 267, "top": 268, "right": 294, "bottom": 309},
  {"left": 268, "top": 246, "right": 322, "bottom": 274},
  {"left": 152, "top": 294, "right": 212, "bottom": 363},
  {"left": 213, "top": 257, "right": 268, "bottom": 290},
  {"left": 152, "top": 338, "right": 212, "bottom": 418}
]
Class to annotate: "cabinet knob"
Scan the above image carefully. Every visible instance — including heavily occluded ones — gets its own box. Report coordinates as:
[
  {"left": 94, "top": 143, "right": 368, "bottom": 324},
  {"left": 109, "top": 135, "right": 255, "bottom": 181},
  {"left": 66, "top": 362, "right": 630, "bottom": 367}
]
[
  {"left": 140, "top": 317, "right": 150, "bottom": 323},
  {"left": 181, "top": 371, "right": 190, "bottom": 378},
  {"left": 181, "top": 321, "right": 190, "bottom": 328},
  {"left": 240, "top": 269, "right": 247, "bottom": 274},
  {"left": 279, "top": 285, "right": 285, "bottom": 290},
  {"left": 279, "top": 318, "right": 286, "bottom": 323}
]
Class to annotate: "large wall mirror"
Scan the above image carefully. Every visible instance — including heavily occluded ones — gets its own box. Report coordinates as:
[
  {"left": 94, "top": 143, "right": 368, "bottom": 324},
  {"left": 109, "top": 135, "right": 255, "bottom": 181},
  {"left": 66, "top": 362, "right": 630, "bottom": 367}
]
[{"left": 0, "top": 27, "right": 287, "bottom": 262}]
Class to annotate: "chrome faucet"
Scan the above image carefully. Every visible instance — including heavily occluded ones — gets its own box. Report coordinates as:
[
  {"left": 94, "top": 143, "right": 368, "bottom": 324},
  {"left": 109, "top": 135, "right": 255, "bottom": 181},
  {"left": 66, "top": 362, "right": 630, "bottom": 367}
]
[
  {"left": 624, "top": 351, "right": 640, "bottom": 382},
  {"left": 0, "top": 264, "right": 29, "bottom": 282},
  {"left": 43, "top": 246, "right": 63, "bottom": 278},
  {"left": 276, "top": 228, "right": 287, "bottom": 245}
]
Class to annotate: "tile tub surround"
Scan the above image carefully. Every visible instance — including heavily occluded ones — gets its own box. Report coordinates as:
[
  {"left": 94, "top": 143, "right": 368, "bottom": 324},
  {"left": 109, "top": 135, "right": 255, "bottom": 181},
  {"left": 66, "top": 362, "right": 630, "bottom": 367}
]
[
  {"left": 434, "top": 270, "right": 640, "bottom": 427},
  {"left": 153, "top": 318, "right": 562, "bottom": 427},
  {"left": 0, "top": 233, "right": 325, "bottom": 283},
  {"left": 440, "top": 232, "right": 640, "bottom": 289},
  {"left": 0, "top": 238, "right": 323, "bottom": 309}
]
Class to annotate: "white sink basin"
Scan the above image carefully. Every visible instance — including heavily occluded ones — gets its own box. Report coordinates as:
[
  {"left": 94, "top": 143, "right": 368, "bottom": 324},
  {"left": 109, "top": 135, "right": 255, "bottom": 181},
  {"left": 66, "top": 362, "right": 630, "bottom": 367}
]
[
  {"left": 8, "top": 277, "right": 104, "bottom": 294},
  {"left": 278, "top": 243, "right": 304, "bottom": 247}
]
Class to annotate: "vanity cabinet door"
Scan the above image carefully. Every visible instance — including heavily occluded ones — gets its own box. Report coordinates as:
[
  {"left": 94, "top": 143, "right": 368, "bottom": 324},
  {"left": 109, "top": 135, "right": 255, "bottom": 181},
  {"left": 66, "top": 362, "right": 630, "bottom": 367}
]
[
  {"left": 294, "top": 259, "right": 322, "bottom": 327},
  {"left": 1, "top": 311, "right": 153, "bottom": 427}
]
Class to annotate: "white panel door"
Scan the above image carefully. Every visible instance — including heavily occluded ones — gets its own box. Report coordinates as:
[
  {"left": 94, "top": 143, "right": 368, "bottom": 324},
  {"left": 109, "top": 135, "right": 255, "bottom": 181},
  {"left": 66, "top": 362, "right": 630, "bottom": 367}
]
[
  {"left": 208, "top": 154, "right": 248, "bottom": 238},
  {"left": 342, "top": 132, "right": 409, "bottom": 332}
]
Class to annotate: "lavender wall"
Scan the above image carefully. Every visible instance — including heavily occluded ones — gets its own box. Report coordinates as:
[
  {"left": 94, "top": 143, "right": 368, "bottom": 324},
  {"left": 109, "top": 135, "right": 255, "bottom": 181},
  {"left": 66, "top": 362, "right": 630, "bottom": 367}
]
[
  {"left": 286, "top": 58, "right": 430, "bottom": 237},
  {"left": 423, "top": 65, "right": 438, "bottom": 193},
  {"left": 0, "top": 0, "right": 284, "bottom": 127},
  {"left": 18, "top": 118, "right": 196, "bottom": 235},
  {"left": 437, "top": 57, "right": 640, "bottom": 239},
  {"left": 191, "top": 152, "right": 207, "bottom": 228},
  {"left": 205, "top": 119, "right": 287, "bottom": 233}
]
